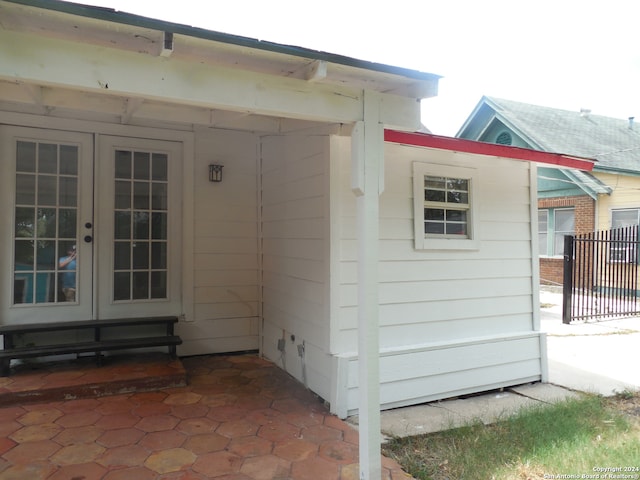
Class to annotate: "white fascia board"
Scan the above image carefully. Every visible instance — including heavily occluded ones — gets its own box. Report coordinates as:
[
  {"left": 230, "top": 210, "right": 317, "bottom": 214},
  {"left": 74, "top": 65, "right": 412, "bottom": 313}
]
[{"left": 0, "top": 28, "right": 421, "bottom": 129}]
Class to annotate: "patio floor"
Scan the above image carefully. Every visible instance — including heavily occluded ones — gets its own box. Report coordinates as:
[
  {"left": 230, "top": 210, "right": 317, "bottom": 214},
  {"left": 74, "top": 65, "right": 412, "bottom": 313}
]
[{"left": 0, "top": 353, "right": 411, "bottom": 479}]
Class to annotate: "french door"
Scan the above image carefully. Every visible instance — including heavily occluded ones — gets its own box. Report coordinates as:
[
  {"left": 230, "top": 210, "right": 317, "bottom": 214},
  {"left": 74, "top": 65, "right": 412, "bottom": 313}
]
[{"left": 0, "top": 126, "right": 182, "bottom": 324}]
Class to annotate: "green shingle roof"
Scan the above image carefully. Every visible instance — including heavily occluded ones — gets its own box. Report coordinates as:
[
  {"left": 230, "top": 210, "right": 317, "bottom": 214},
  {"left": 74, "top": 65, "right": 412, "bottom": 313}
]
[{"left": 483, "top": 96, "right": 640, "bottom": 174}]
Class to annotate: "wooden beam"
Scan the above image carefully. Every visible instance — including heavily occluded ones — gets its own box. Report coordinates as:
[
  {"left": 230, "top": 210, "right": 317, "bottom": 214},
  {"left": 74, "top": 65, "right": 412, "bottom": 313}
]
[
  {"left": 0, "top": 28, "right": 422, "bottom": 130},
  {"left": 304, "top": 60, "right": 327, "bottom": 82},
  {"left": 121, "top": 97, "right": 144, "bottom": 124}
]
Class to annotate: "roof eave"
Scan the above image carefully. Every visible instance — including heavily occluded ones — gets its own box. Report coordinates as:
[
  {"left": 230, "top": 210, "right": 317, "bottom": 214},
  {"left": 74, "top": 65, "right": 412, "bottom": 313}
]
[{"left": 4, "top": 0, "right": 441, "bottom": 91}]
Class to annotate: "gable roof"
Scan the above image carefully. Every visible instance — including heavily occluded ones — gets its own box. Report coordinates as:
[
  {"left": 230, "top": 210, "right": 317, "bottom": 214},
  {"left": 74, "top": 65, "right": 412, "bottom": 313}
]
[{"left": 458, "top": 96, "right": 640, "bottom": 175}]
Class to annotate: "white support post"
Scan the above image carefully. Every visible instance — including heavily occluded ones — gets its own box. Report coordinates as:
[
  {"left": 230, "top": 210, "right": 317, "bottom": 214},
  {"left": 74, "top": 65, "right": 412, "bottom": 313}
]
[{"left": 352, "top": 91, "right": 384, "bottom": 480}]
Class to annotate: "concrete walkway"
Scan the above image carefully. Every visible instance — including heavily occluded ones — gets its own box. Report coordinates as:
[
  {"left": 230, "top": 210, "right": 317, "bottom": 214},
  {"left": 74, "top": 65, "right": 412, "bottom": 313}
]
[{"left": 371, "top": 286, "right": 640, "bottom": 439}]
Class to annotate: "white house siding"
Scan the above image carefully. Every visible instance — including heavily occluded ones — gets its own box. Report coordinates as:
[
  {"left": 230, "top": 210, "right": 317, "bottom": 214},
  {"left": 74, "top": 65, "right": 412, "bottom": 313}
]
[
  {"left": 176, "top": 128, "right": 261, "bottom": 356},
  {"left": 260, "top": 135, "right": 334, "bottom": 402},
  {"left": 332, "top": 142, "right": 543, "bottom": 417}
]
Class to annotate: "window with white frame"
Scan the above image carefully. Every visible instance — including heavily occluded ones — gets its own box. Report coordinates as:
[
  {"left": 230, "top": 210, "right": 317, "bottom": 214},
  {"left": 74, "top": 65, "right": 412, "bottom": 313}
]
[
  {"left": 538, "top": 207, "right": 574, "bottom": 256},
  {"left": 610, "top": 209, "right": 640, "bottom": 263},
  {"left": 413, "top": 162, "right": 479, "bottom": 250},
  {"left": 612, "top": 208, "right": 640, "bottom": 229}
]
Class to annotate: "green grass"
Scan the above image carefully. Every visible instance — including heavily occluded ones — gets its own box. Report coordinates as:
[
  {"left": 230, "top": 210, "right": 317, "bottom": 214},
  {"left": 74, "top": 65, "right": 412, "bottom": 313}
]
[{"left": 382, "top": 394, "right": 640, "bottom": 480}]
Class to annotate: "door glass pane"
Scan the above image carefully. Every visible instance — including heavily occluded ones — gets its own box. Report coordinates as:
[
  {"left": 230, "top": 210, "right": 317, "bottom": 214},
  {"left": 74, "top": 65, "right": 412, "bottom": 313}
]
[
  {"left": 16, "top": 174, "right": 36, "bottom": 204},
  {"left": 38, "top": 143, "right": 57, "bottom": 174},
  {"left": 12, "top": 139, "right": 79, "bottom": 305},
  {"left": 16, "top": 141, "right": 36, "bottom": 172},
  {"left": 38, "top": 176, "right": 57, "bottom": 206},
  {"left": 113, "top": 148, "right": 168, "bottom": 301}
]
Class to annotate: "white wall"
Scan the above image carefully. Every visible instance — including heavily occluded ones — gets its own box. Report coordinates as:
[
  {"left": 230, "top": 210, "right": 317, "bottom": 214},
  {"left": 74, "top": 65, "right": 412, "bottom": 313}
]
[
  {"left": 260, "top": 134, "right": 335, "bottom": 401},
  {"left": 331, "top": 142, "right": 544, "bottom": 417},
  {"left": 177, "top": 128, "right": 261, "bottom": 355}
]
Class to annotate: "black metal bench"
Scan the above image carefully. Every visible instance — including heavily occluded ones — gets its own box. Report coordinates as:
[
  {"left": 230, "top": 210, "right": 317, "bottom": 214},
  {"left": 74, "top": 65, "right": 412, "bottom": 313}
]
[{"left": 0, "top": 316, "right": 182, "bottom": 376}]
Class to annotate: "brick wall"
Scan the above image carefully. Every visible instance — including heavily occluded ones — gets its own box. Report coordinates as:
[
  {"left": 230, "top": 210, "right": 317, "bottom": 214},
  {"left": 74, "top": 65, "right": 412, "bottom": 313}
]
[{"left": 538, "top": 196, "right": 595, "bottom": 285}]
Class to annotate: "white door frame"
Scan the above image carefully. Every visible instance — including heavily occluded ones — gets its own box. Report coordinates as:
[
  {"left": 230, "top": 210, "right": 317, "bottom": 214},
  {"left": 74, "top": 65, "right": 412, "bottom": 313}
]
[
  {"left": 0, "top": 126, "right": 94, "bottom": 323},
  {"left": 96, "top": 135, "right": 183, "bottom": 319}
]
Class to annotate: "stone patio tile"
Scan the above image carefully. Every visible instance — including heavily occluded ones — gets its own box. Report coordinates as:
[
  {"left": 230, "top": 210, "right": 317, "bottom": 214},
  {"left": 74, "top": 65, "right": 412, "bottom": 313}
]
[
  {"left": 0, "top": 461, "right": 56, "bottom": 480},
  {"left": 0, "top": 437, "right": 16, "bottom": 456},
  {"left": 191, "top": 451, "right": 243, "bottom": 477},
  {"left": 227, "top": 434, "right": 273, "bottom": 458},
  {"left": 300, "top": 424, "right": 343, "bottom": 444},
  {"left": 139, "top": 429, "right": 187, "bottom": 451},
  {"left": 145, "top": 448, "right": 197, "bottom": 474},
  {"left": 164, "top": 392, "right": 202, "bottom": 405},
  {"left": 216, "top": 419, "right": 259, "bottom": 438},
  {"left": 10, "top": 423, "right": 61, "bottom": 442},
  {"left": 257, "top": 421, "right": 301, "bottom": 443},
  {"left": 133, "top": 402, "right": 172, "bottom": 417},
  {"left": 170, "top": 403, "right": 209, "bottom": 419},
  {"left": 182, "top": 432, "right": 230, "bottom": 454},
  {"left": 136, "top": 414, "right": 180, "bottom": 432},
  {"left": 239, "top": 454, "right": 291, "bottom": 480},
  {"left": 53, "top": 425, "right": 103, "bottom": 446},
  {"left": 94, "top": 412, "right": 140, "bottom": 429},
  {"left": 17, "top": 408, "right": 63, "bottom": 425},
  {"left": 290, "top": 456, "right": 340, "bottom": 480},
  {"left": 50, "top": 443, "right": 105, "bottom": 465},
  {"left": 176, "top": 416, "right": 218, "bottom": 435},
  {"left": 272, "top": 439, "right": 318, "bottom": 462},
  {"left": 55, "top": 410, "right": 102, "bottom": 428},
  {"left": 47, "top": 462, "right": 107, "bottom": 480},
  {"left": 103, "top": 466, "right": 157, "bottom": 480},
  {"left": 1, "top": 439, "right": 60, "bottom": 464},
  {"left": 57, "top": 398, "right": 101, "bottom": 413},
  {"left": 97, "top": 444, "right": 150, "bottom": 468},
  {"left": 97, "top": 427, "right": 145, "bottom": 447},
  {"left": 318, "top": 440, "right": 358, "bottom": 465}
]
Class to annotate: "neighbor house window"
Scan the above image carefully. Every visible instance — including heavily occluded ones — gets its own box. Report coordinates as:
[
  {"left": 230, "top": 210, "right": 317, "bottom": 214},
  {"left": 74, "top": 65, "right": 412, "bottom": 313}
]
[
  {"left": 612, "top": 208, "right": 640, "bottom": 229},
  {"left": 538, "top": 210, "right": 548, "bottom": 256},
  {"left": 610, "top": 209, "right": 640, "bottom": 263},
  {"left": 413, "top": 162, "right": 479, "bottom": 250},
  {"left": 496, "top": 131, "right": 513, "bottom": 145},
  {"left": 538, "top": 208, "right": 574, "bottom": 256}
]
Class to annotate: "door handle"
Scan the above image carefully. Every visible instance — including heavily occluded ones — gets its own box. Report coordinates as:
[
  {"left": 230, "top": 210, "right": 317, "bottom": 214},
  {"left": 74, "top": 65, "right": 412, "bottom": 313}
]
[
  {"left": 85, "top": 222, "right": 92, "bottom": 229},
  {"left": 84, "top": 235, "right": 93, "bottom": 243}
]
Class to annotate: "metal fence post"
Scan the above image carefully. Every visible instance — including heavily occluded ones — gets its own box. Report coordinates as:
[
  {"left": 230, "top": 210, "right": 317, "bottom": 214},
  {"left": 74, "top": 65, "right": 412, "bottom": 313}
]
[{"left": 562, "top": 235, "right": 574, "bottom": 324}]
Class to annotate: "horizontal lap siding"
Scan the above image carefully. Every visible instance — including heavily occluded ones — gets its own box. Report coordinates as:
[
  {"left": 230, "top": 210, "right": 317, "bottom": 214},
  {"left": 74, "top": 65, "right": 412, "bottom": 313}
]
[
  {"left": 331, "top": 142, "right": 541, "bottom": 416},
  {"left": 337, "top": 144, "right": 535, "bottom": 352},
  {"left": 179, "top": 129, "right": 260, "bottom": 355},
  {"left": 261, "top": 135, "right": 331, "bottom": 401}
]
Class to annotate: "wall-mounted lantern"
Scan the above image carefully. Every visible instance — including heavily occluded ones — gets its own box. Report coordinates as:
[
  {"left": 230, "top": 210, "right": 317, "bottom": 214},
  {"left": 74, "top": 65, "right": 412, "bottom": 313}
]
[{"left": 209, "top": 164, "right": 224, "bottom": 182}]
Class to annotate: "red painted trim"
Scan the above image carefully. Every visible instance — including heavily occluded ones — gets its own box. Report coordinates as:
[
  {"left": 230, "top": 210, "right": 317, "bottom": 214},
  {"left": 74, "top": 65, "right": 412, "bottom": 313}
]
[{"left": 384, "top": 130, "right": 595, "bottom": 171}]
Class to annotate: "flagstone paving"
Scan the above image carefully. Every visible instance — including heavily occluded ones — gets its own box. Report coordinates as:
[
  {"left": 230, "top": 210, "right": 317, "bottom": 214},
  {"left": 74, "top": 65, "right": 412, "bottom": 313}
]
[{"left": 0, "top": 354, "right": 411, "bottom": 479}]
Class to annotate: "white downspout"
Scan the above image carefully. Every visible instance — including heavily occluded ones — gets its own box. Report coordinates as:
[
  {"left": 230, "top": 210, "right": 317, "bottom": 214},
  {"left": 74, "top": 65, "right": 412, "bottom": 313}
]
[{"left": 351, "top": 91, "right": 384, "bottom": 480}]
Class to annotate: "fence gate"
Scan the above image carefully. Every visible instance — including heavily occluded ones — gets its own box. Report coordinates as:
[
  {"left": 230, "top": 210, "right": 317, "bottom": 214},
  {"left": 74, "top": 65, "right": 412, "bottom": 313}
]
[{"left": 562, "top": 226, "right": 640, "bottom": 323}]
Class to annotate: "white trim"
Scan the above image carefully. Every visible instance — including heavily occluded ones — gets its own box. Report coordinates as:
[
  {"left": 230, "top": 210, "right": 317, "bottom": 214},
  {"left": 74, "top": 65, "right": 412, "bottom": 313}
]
[
  {"left": 530, "top": 165, "right": 542, "bottom": 331},
  {"left": 413, "top": 162, "right": 480, "bottom": 250}
]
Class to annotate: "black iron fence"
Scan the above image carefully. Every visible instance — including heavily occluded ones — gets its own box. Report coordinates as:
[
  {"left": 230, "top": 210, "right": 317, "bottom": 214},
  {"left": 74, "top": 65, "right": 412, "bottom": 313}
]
[{"left": 562, "top": 226, "right": 640, "bottom": 323}]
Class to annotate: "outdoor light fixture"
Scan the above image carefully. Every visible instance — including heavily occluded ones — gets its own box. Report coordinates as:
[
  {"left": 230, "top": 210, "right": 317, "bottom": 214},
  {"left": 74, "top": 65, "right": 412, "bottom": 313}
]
[{"left": 209, "top": 164, "right": 224, "bottom": 182}]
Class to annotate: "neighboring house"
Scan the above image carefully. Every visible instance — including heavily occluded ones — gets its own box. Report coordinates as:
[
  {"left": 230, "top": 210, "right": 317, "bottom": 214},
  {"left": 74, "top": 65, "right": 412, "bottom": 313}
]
[
  {"left": 0, "top": 0, "right": 594, "bottom": 437},
  {"left": 457, "top": 96, "right": 640, "bottom": 285}
]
